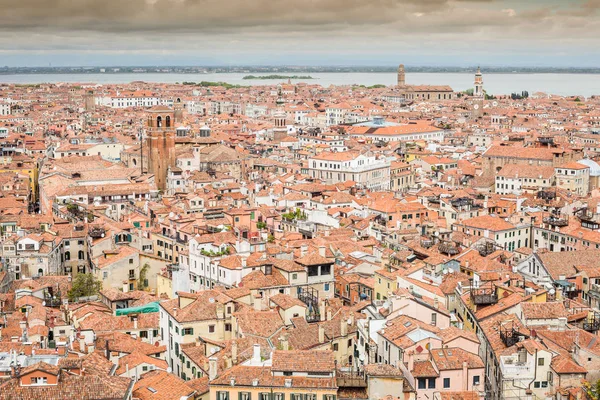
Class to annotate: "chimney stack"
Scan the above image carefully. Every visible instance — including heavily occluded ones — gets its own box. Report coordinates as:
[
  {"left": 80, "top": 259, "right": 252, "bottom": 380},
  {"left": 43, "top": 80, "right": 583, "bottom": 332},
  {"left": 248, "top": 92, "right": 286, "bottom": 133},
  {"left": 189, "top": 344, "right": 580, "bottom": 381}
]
[
  {"left": 231, "top": 339, "right": 238, "bottom": 365},
  {"left": 462, "top": 361, "right": 469, "bottom": 390},
  {"left": 318, "top": 245, "right": 326, "bottom": 258},
  {"left": 133, "top": 316, "right": 138, "bottom": 330},
  {"left": 300, "top": 244, "right": 308, "bottom": 257},
  {"left": 433, "top": 298, "right": 439, "bottom": 309},
  {"left": 319, "top": 300, "right": 326, "bottom": 322},
  {"left": 279, "top": 334, "right": 289, "bottom": 351},
  {"left": 341, "top": 318, "right": 348, "bottom": 337},
  {"left": 318, "top": 324, "right": 325, "bottom": 343},
  {"left": 252, "top": 344, "right": 261, "bottom": 364},
  {"left": 209, "top": 357, "right": 218, "bottom": 380}
]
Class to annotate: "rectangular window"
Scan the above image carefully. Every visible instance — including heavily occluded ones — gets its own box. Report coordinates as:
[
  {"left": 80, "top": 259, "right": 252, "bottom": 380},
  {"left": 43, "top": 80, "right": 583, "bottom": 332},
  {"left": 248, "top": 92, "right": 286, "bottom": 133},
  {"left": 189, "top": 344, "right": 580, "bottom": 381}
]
[
  {"left": 428, "top": 378, "right": 436, "bottom": 389},
  {"left": 418, "top": 378, "right": 426, "bottom": 389},
  {"left": 209, "top": 325, "right": 215, "bottom": 333},
  {"left": 443, "top": 378, "right": 450, "bottom": 388},
  {"left": 538, "top": 358, "right": 544, "bottom": 366},
  {"left": 183, "top": 328, "right": 194, "bottom": 336},
  {"left": 217, "top": 392, "right": 230, "bottom": 400},
  {"left": 473, "top": 376, "right": 480, "bottom": 386}
]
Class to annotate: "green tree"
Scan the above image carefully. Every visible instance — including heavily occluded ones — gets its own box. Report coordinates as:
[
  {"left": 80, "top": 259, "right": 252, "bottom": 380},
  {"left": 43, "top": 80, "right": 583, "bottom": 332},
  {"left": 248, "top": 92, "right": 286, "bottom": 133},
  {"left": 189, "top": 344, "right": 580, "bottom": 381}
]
[
  {"left": 138, "top": 263, "right": 150, "bottom": 290},
  {"left": 584, "top": 379, "right": 600, "bottom": 400},
  {"left": 68, "top": 273, "right": 102, "bottom": 301}
]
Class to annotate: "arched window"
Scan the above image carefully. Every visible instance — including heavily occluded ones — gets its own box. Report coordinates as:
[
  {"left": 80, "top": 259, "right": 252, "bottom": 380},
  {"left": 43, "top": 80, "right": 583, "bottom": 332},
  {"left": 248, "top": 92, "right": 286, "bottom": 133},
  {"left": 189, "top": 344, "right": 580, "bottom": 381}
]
[
  {"left": 78, "top": 250, "right": 85, "bottom": 260},
  {"left": 37, "top": 268, "right": 43, "bottom": 276},
  {"left": 64, "top": 251, "right": 71, "bottom": 261},
  {"left": 166, "top": 116, "right": 171, "bottom": 128},
  {"left": 156, "top": 116, "right": 162, "bottom": 128}
]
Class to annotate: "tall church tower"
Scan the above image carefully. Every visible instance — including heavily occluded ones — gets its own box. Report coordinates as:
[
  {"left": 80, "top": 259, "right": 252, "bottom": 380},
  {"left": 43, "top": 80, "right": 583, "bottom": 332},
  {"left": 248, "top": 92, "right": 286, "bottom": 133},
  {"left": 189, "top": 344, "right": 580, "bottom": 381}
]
[
  {"left": 397, "top": 64, "right": 406, "bottom": 86},
  {"left": 146, "top": 106, "right": 177, "bottom": 191},
  {"left": 472, "top": 67, "right": 484, "bottom": 118},
  {"left": 474, "top": 67, "right": 484, "bottom": 98}
]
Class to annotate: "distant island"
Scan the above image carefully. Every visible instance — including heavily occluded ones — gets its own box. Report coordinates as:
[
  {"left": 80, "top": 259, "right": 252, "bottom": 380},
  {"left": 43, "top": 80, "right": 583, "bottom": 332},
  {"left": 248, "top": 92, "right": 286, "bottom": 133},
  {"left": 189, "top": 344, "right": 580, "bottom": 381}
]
[
  {"left": 243, "top": 75, "right": 315, "bottom": 80},
  {"left": 2, "top": 66, "right": 600, "bottom": 75}
]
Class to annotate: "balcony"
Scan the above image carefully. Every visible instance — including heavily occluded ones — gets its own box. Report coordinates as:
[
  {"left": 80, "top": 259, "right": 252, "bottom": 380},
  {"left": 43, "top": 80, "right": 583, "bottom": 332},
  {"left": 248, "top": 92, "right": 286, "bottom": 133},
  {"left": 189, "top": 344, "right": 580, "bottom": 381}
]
[
  {"left": 298, "top": 286, "right": 320, "bottom": 323},
  {"left": 583, "top": 312, "right": 600, "bottom": 332},
  {"left": 499, "top": 324, "right": 527, "bottom": 347},
  {"left": 89, "top": 226, "right": 106, "bottom": 239},
  {"left": 438, "top": 241, "right": 459, "bottom": 256},
  {"left": 500, "top": 356, "right": 534, "bottom": 378},
  {"left": 543, "top": 215, "right": 568, "bottom": 227},
  {"left": 470, "top": 286, "right": 498, "bottom": 305}
]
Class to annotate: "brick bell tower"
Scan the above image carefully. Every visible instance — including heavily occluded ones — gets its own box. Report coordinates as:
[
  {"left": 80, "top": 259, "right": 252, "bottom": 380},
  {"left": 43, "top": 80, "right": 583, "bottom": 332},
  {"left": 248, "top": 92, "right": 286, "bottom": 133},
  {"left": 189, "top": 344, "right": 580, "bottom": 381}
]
[{"left": 146, "top": 105, "right": 177, "bottom": 191}]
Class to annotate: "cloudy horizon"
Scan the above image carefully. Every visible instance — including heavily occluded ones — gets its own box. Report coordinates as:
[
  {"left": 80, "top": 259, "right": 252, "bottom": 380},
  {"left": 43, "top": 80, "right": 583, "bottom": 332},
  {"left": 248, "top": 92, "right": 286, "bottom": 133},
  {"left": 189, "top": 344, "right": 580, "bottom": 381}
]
[{"left": 2, "top": 0, "right": 600, "bottom": 67}]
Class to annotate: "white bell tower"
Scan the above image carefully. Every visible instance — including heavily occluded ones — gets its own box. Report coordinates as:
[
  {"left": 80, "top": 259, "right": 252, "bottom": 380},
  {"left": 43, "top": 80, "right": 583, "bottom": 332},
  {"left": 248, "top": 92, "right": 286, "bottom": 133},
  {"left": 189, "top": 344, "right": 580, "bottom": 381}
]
[{"left": 474, "top": 66, "right": 484, "bottom": 98}]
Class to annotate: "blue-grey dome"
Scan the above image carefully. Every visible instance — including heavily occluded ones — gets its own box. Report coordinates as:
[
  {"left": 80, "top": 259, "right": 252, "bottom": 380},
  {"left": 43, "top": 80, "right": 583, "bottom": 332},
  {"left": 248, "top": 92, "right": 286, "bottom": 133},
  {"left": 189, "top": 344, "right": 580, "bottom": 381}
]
[{"left": 577, "top": 159, "right": 600, "bottom": 176}]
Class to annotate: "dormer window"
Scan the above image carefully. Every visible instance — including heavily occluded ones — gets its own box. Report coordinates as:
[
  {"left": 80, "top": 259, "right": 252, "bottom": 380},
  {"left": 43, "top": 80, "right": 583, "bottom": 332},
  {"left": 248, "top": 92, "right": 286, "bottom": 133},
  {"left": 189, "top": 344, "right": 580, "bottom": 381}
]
[{"left": 31, "top": 377, "right": 48, "bottom": 385}]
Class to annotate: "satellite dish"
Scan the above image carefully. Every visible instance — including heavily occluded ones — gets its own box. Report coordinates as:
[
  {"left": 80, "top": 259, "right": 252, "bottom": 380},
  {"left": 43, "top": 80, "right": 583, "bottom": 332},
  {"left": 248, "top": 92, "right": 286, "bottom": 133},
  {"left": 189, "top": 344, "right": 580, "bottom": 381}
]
[
  {"left": 492, "top": 101, "right": 498, "bottom": 107},
  {"left": 209, "top": 298, "right": 215, "bottom": 303},
  {"left": 167, "top": 367, "right": 172, "bottom": 373}
]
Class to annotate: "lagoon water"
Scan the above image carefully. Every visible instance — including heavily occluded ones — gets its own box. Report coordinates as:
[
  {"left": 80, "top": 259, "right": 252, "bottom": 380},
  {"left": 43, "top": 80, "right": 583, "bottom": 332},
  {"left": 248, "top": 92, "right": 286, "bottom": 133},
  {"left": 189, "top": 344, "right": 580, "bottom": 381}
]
[{"left": 1, "top": 72, "right": 599, "bottom": 97}]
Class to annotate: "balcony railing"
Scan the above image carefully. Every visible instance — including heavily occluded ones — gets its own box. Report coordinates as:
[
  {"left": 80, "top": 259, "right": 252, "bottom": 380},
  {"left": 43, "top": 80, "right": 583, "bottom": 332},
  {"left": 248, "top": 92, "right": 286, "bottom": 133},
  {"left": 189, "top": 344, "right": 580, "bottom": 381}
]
[
  {"left": 471, "top": 287, "right": 498, "bottom": 305},
  {"left": 543, "top": 216, "right": 568, "bottom": 227}
]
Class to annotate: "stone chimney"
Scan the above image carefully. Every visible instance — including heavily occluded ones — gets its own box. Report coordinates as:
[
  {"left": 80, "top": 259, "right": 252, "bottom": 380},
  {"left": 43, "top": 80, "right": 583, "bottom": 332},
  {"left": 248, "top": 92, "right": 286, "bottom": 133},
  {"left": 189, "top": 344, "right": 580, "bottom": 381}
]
[
  {"left": 327, "top": 309, "right": 332, "bottom": 321},
  {"left": 132, "top": 316, "right": 138, "bottom": 330},
  {"left": 57, "top": 345, "right": 67, "bottom": 356},
  {"left": 123, "top": 281, "right": 129, "bottom": 293},
  {"left": 318, "top": 245, "right": 326, "bottom": 258},
  {"left": 407, "top": 351, "right": 415, "bottom": 373},
  {"left": 252, "top": 344, "right": 261, "bottom": 364},
  {"left": 462, "top": 361, "right": 469, "bottom": 390},
  {"left": 216, "top": 303, "right": 225, "bottom": 319},
  {"left": 433, "top": 298, "right": 439, "bottom": 309},
  {"left": 319, "top": 300, "right": 326, "bottom": 322},
  {"left": 231, "top": 339, "right": 238, "bottom": 365},
  {"left": 208, "top": 357, "right": 218, "bottom": 380},
  {"left": 318, "top": 324, "right": 325, "bottom": 343},
  {"left": 300, "top": 244, "right": 308, "bottom": 257},
  {"left": 279, "top": 333, "right": 289, "bottom": 351},
  {"left": 341, "top": 318, "right": 348, "bottom": 337}
]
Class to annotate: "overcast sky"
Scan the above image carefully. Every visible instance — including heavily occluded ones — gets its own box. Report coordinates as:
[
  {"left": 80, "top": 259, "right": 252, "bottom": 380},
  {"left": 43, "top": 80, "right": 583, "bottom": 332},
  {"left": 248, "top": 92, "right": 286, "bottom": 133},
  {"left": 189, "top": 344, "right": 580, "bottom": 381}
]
[{"left": 2, "top": 0, "right": 600, "bottom": 67}]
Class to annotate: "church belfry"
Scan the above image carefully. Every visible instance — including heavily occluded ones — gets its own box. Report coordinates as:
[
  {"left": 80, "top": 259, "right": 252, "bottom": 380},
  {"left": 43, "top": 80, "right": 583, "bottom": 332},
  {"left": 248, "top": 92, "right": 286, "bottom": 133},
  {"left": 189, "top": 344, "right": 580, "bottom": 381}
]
[
  {"left": 474, "top": 66, "right": 484, "bottom": 98},
  {"left": 471, "top": 67, "right": 484, "bottom": 118},
  {"left": 146, "top": 106, "right": 177, "bottom": 192},
  {"left": 397, "top": 64, "right": 406, "bottom": 86}
]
